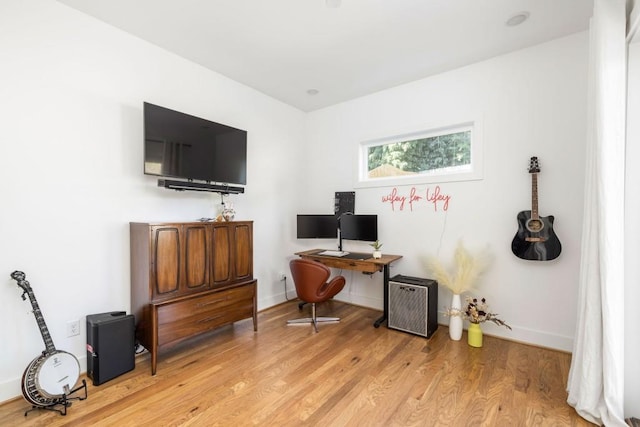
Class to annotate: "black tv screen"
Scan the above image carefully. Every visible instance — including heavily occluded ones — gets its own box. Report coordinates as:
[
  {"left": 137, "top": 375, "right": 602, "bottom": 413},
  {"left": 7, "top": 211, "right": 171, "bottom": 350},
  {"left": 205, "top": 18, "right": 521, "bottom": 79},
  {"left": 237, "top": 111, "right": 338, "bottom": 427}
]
[
  {"left": 340, "top": 214, "right": 378, "bottom": 242},
  {"left": 144, "top": 102, "right": 247, "bottom": 185},
  {"left": 296, "top": 215, "right": 338, "bottom": 239}
]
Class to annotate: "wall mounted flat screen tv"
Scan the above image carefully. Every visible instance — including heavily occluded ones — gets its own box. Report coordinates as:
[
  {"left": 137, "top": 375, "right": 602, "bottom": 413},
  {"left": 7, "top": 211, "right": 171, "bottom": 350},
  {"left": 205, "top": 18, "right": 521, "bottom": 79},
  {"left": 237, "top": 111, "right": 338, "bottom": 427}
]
[
  {"left": 296, "top": 215, "right": 338, "bottom": 239},
  {"left": 144, "top": 102, "right": 247, "bottom": 185},
  {"left": 340, "top": 214, "right": 378, "bottom": 242}
]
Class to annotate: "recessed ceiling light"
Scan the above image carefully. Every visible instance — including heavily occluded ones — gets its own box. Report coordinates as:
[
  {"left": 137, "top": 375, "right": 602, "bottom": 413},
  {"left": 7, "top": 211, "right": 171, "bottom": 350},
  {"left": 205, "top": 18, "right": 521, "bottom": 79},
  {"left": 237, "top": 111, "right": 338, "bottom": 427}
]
[
  {"left": 506, "top": 11, "right": 530, "bottom": 27},
  {"left": 326, "top": 0, "right": 341, "bottom": 8},
  {"left": 307, "top": 89, "right": 319, "bottom": 96}
]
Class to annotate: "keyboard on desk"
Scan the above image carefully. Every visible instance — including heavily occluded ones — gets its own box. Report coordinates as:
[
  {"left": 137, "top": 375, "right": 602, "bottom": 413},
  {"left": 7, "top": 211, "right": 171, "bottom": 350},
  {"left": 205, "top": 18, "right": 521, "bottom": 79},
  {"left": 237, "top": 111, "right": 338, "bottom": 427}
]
[{"left": 318, "top": 250, "right": 348, "bottom": 257}]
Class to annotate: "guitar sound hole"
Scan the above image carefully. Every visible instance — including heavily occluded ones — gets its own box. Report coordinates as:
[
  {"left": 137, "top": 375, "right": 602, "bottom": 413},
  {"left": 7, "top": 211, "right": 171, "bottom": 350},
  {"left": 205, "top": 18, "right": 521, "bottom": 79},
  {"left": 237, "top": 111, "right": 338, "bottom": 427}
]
[{"left": 526, "top": 219, "right": 544, "bottom": 233}]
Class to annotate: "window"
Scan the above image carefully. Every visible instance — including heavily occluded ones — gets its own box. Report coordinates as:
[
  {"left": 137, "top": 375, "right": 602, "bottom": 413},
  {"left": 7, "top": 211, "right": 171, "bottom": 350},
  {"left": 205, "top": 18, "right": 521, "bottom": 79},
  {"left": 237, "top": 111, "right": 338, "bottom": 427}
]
[{"left": 356, "top": 121, "right": 482, "bottom": 188}]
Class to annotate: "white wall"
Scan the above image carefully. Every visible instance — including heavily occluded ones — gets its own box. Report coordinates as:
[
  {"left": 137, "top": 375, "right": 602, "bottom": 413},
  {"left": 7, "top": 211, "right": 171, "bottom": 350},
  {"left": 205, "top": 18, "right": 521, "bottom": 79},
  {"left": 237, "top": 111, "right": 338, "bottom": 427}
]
[
  {"left": 625, "top": 36, "right": 640, "bottom": 419},
  {"left": 300, "top": 33, "right": 589, "bottom": 351},
  {"left": 0, "top": 0, "right": 303, "bottom": 403}
]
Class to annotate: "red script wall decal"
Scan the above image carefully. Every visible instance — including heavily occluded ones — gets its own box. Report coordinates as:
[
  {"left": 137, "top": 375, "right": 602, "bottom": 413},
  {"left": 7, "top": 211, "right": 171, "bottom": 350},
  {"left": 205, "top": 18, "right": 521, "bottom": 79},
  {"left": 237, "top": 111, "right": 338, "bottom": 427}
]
[{"left": 381, "top": 186, "right": 451, "bottom": 212}]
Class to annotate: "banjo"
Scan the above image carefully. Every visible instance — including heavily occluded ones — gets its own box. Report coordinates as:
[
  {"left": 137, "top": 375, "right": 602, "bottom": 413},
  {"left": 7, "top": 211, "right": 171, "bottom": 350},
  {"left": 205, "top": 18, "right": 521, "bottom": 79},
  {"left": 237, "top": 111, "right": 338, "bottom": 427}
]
[{"left": 10, "top": 271, "right": 81, "bottom": 407}]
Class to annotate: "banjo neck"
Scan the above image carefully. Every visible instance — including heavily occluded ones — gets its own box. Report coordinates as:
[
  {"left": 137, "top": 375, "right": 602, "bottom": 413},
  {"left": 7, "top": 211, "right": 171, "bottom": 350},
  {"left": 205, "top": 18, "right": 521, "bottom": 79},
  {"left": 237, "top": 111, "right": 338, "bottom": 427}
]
[
  {"left": 24, "top": 287, "right": 57, "bottom": 354},
  {"left": 10, "top": 271, "right": 57, "bottom": 354}
]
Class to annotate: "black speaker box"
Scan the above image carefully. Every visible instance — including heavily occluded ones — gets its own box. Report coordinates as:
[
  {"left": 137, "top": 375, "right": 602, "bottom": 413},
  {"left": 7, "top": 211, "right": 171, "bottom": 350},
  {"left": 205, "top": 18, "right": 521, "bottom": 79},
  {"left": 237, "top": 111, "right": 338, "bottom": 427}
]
[
  {"left": 86, "top": 311, "right": 135, "bottom": 386},
  {"left": 388, "top": 275, "right": 438, "bottom": 338}
]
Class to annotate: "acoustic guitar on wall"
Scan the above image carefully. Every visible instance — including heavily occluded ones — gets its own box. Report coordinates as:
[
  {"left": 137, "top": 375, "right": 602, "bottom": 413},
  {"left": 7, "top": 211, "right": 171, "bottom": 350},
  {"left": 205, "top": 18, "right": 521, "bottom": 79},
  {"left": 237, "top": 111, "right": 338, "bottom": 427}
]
[{"left": 511, "top": 156, "right": 562, "bottom": 261}]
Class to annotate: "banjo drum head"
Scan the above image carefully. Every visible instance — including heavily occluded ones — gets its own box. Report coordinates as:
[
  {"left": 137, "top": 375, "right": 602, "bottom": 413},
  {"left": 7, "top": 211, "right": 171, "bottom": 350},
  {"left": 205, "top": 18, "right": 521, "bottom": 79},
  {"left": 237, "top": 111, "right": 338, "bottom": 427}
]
[{"left": 35, "top": 351, "right": 80, "bottom": 398}]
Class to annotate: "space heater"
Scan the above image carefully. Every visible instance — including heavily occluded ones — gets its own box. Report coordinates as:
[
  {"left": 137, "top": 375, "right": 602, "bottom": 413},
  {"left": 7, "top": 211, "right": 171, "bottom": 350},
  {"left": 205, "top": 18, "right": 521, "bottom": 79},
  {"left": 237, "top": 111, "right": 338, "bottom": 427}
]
[{"left": 388, "top": 275, "right": 438, "bottom": 338}]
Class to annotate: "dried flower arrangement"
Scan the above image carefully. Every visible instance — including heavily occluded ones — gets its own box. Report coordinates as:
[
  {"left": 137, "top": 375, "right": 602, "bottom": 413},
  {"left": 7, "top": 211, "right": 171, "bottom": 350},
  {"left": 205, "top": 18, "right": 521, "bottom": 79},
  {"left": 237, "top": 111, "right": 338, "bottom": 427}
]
[
  {"left": 463, "top": 296, "right": 511, "bottom": 329},
  {"left": 426, "top": 241, "right": 489, "bottom": 294}
]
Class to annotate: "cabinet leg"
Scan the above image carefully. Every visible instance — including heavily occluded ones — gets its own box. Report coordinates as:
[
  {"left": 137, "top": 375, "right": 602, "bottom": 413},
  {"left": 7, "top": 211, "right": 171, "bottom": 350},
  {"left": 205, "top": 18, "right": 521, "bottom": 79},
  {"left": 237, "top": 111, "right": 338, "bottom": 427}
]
[
  {"left": 151, "top": 305, "right": 158, "bottom": 375},
  {"left": 252, "top": 293, "right": 258, "bottom": 331}
]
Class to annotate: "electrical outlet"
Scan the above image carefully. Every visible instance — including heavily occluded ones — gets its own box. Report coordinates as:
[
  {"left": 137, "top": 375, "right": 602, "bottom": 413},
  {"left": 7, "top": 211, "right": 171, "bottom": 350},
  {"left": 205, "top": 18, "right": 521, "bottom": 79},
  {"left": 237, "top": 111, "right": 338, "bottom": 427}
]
[
  {"left": 67, "top": 319, "right": 80, "bottom": 337},
  {"left": 279, "top": 272, "right": 286, "bottom": 281}
]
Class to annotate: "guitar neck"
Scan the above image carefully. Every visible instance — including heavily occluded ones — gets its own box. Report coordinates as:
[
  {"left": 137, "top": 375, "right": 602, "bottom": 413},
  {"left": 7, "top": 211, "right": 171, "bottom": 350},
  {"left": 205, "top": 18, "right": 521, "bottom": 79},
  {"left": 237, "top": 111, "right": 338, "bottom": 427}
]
[
  {"left": 26, "top": 289, "right": 57, "bottom": 354},
  {"left": 531, "top": 173, "right": 539, "bottom": 220}
]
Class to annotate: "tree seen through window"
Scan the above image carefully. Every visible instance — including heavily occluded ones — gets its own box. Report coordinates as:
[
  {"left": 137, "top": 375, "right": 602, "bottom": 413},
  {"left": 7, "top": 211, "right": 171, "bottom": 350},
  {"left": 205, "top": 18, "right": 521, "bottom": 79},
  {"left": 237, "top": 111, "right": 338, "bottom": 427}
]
[{"left": 367, "top": 130, "right": 471, "bottom": 178}]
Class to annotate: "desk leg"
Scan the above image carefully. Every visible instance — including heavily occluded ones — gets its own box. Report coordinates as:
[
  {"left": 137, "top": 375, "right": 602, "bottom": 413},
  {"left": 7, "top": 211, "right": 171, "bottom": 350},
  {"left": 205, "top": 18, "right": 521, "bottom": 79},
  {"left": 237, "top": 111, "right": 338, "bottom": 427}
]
[{"left": 373, "top": 265, "right": 390, "bottom": 328}]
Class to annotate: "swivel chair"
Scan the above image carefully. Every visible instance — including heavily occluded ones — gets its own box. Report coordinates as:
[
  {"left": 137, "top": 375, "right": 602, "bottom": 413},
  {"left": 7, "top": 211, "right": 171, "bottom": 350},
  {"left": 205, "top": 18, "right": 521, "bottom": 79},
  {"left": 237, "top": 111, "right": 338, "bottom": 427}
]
[{"left": 287, "top": 259, "right": 346, "bottom": 332}]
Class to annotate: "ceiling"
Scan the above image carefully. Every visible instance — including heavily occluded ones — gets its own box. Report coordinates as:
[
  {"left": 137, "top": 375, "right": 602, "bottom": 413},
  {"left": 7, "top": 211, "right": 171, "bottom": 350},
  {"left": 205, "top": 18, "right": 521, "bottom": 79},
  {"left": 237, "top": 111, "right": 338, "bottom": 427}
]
[{"left": 56, "top": 0, "right": 593, "bottom": 112}]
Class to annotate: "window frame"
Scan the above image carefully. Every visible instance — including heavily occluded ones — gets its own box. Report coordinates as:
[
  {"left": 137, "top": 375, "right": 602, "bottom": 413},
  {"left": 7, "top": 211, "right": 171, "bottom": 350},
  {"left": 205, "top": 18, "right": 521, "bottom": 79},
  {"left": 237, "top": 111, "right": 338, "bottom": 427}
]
[{"left": 355, "top": 119, "right": 483, "bottom": 188}]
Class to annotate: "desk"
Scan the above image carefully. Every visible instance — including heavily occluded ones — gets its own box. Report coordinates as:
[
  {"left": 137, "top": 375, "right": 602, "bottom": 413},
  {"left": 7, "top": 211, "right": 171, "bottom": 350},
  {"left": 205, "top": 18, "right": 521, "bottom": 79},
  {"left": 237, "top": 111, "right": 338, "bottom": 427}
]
[{"left": 295, "top": 249, "right": 403, "bottom": 328}]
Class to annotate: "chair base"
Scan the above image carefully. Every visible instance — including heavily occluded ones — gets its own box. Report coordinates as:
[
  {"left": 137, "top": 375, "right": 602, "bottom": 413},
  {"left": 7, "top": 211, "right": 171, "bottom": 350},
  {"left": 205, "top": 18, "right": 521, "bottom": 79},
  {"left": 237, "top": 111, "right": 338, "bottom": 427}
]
[
  {"left": 287, "top": 317, "right": 340, "bottom": 332},
  {"left": 287, "top": 317, "right": 340, "bottom": 323},
  {"left": 287, "top": 303, "right": 340, "bottom": 332}
]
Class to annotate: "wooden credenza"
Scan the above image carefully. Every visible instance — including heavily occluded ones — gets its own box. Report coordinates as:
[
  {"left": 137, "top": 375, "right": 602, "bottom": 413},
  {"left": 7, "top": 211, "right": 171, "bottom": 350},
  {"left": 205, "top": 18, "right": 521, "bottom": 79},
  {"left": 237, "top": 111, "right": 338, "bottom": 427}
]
[{"left": 130, "top": 221, "right": 257, "bottom": 374}]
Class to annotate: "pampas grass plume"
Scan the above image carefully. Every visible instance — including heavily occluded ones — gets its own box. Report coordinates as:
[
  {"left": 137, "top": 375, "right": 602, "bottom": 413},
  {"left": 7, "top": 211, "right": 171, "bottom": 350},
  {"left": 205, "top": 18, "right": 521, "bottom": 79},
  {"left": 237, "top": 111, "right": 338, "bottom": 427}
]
[{"left": 426, "top": 241, "right": 489, "bottom": 294}]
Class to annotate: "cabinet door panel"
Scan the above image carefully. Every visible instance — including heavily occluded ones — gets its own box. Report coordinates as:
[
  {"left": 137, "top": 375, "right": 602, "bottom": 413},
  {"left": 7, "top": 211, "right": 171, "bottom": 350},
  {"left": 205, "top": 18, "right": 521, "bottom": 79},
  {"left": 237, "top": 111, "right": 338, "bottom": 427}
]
[
  {"left": 212, "top": 225, "right": 232, "bottom": 285},
  {"left": 184, "top": 225, "right": 209, "bottom": 289},
  {"left": 153, "top": 227, "right": 180, "bottom": 295},
  {"left": 234, "top": 224, "right": 253, "bottom": 280}
]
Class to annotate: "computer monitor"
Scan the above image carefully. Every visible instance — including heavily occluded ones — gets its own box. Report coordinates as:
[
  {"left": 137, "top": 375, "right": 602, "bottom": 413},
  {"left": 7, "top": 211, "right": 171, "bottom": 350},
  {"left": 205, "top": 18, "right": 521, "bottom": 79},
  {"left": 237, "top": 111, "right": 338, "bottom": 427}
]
[
  {"left": 296, "top": 215, "right": 338, "bottom": 239},
  {"left": 339, "top": 214, "right": 378, "bottom": 243}
]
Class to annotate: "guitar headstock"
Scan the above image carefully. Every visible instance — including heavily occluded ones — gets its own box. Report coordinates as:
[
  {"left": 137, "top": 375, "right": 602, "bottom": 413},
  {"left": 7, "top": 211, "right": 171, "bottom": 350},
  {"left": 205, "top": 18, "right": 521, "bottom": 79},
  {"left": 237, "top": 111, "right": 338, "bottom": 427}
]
[
  {"left": 528, "top": 156, "right": 540, "bottom": 174},
  {"left": 10, "top": 271, "right": 31, "bottom": 298}
]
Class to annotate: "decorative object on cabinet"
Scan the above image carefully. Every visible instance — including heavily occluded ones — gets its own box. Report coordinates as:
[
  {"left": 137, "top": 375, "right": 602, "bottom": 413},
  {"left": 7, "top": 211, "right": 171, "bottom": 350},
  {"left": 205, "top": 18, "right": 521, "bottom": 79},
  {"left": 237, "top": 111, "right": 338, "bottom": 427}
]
[
  {"left": 222, "top": 202, "right": 236, "bottom": 221},
  {"left": 130, "top": 221, "right": 257, "bottom": 375}
]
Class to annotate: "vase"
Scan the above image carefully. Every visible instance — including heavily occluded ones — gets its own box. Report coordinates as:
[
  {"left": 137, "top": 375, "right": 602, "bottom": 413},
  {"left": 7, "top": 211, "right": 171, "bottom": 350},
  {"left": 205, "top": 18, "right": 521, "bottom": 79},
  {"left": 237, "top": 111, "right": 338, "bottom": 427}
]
[
  {"left": 449, "top": 293, "right": 463, "bottom": 341},
  {"left": 467, "top": 322, "right": 483, "bottom": 347},
  {"left": 222, "top": 204, "right": 235, "bottom": 221},
  {"left": 372, "top": 250, "right": 382, "bottom": 259}
]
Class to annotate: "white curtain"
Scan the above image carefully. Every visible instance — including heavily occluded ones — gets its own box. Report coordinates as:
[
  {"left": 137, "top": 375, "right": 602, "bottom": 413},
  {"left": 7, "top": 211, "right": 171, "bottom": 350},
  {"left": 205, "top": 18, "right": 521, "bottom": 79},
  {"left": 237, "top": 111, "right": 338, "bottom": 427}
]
[{"left": 566, "top": 0, "right": 627, "bottom": 425}]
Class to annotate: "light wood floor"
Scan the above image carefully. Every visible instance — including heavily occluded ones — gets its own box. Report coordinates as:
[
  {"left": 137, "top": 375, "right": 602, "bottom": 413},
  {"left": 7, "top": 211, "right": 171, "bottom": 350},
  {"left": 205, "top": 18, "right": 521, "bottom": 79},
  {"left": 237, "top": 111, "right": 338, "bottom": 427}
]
[{"left": 0, "top": 300, "right": 591, "bottom": 426}]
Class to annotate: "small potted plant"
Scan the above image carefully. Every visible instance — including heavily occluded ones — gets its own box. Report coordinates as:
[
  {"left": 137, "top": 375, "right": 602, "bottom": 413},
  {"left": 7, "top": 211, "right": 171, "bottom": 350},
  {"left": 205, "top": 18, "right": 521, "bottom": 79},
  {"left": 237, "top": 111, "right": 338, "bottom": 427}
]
[{"left": 369, "top": 240, "right": 383, "bottom": 259}]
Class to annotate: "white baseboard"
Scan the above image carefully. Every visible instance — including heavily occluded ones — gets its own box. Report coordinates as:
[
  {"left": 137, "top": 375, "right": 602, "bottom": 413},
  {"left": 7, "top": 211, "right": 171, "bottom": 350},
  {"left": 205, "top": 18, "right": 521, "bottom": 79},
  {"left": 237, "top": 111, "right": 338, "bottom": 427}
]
[
  {"left": 265, "top": 294, "right": 574, "bottom": 352},
  {"left": 0, "top": 377, "right": 21, "bottom": 405},
  {"left": 436, "top": 311, "right": 574, "bottom": 352},
  {"left": 334, "top": 293, "right": 382, "bottom": 310}
]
